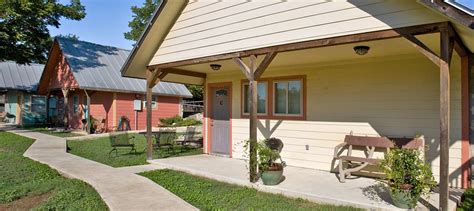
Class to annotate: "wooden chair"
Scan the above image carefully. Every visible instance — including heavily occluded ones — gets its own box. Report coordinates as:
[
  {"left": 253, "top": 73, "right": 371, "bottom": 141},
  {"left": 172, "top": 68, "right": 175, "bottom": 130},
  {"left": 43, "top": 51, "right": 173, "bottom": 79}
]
[
  {"left": 109, "top": 132, "right": 136, "bottom": 156},
  {"left": 177, "top": 126, "right": 197, "bottom": 151},
  {"left": 334, "top": 135, "right": 395, "bottom": 183}
]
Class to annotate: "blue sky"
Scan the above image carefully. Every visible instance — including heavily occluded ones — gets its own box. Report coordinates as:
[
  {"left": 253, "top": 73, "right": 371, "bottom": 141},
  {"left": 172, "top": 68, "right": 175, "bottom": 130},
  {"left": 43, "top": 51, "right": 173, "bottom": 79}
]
[{"left": 48, "top": 0, "right": 146, "bottom": 50}]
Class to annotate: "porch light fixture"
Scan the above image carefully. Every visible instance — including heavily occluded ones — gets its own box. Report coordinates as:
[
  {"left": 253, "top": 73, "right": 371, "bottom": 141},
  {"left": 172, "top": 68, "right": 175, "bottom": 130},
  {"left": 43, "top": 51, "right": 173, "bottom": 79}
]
[
  {"left": 210, "top": 64, "right": 222, "bottom": 71},
  {"left": 353, "top": 46, "right": 370, "bottom": 56}
]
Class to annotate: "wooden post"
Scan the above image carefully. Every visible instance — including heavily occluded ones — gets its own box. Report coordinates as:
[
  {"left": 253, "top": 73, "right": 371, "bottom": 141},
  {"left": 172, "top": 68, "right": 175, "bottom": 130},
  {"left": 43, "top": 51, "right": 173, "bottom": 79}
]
[
  {"left": 146, "top": 68, "right": 161, "bottom": 160},
  {"left": 62, "top": 88, "right": 69, "bottom": 130},
  {"left": 248, "top": 55, "right": 258, "bottom": 182},
  {"left": 461, "top": 55, "right": 470, "bottom": 189},
  {"left": 84, "top": 90, "right": 91, "bottom": 134},
  {"left": 439, "top": 27, "right": 454, "bottom": 211},
  {"left": 233, "top": 52, "right": 277, "bottom": 182}
]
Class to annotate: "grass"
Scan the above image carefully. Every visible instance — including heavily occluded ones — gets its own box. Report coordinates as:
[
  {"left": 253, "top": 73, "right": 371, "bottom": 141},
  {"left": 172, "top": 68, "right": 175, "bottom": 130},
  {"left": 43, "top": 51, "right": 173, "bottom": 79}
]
[
  {"left": 25, "top": 126, "right": 84, "bottom": 138},
  {"left": 0, "top": 131, "right": 107, "bottom": 210},
  {"left": 458, "top": 188, "right": 474, "bottom": 211},
  {"left": 140, "top": 169, "right": 362, "bottom": 211},
  {"left": 67, "top": 133, "right": 202, "bottom": 167}
]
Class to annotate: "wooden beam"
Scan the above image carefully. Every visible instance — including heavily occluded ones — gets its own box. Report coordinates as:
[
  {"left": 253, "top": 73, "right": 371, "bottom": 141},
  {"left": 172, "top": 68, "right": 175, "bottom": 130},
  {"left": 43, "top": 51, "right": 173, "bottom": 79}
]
[
  {"left": 403, "top": 34, "right": 441, "bottom": 67},
  {"left": 61, "top": 88, "right": 69, "bottom": 130},
  {"left": 149, "top": 22, "right": 444, "bottom": 70},
  {"left": 145, "top": 70, "right": 159, "bottom": 160},
  {"left": 158, "top": 71, "right": 168, "bottom": 80},
  {"left": 84, "top": 90, "right": 92, "bottom": 134},
  {"left": 419, "top": 0, "right": 474, "bottom": 30},
  {"left": 147, "top": 68, "right": 161, "bottom": 88},
  {"left": 255, "top": 51, "right": 277, "bottom": 79},
  {"left": 461, "top": 55, "right": 471, "bottom": 188},
  {"left": 447, "top": 23, "right": 469, "bottom": 57},
  {"left": 233, "top": 57, "right": 252, "bottom": 80},
  {"left": 162, "top": 68, "right": 207, "bottom": 79},
  {"left": 439, "top": 27, "right": 454, "bottom": 211}
]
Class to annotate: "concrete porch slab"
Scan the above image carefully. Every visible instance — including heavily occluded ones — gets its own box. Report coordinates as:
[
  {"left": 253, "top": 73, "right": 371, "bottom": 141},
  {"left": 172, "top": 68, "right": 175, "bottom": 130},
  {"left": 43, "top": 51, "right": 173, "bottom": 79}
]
[{"left": 149, "top": 154, "right": 462, "bottom": 211}]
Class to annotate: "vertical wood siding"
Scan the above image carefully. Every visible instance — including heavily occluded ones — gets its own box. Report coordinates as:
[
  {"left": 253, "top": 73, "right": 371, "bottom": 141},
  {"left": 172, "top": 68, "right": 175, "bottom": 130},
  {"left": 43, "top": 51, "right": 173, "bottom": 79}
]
[
  {"left": 205, "top": 56, "right": 464, "bottom": 187},
  {"left": 151, "top": 0, "right": 446, "bottom": 65}
]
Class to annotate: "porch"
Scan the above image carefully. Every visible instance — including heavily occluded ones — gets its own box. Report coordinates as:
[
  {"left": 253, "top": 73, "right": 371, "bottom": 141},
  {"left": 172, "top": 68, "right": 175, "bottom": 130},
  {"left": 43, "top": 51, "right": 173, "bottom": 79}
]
[{"left": 149, "top": 154, "right": 462, "bottom": 210}]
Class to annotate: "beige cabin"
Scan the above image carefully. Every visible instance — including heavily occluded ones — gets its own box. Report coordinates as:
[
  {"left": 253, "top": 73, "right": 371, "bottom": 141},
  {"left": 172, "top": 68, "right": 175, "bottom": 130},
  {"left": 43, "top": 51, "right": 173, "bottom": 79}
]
[{"left": 121, "top": 1, "right": 474, "bottom": 209}]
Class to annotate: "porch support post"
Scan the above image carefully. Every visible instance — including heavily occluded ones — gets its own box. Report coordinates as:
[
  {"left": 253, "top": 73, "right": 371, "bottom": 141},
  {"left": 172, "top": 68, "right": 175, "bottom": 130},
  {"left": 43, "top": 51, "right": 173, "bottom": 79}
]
[
  {"left": 146, "top": 68, "right": 161, "bottom": 160},
  {"left": 233, "top": 52, "right": 277, "bottom": 182},
  {"left": 61, "top": 88, "right": 69, "bottom": 130},
  {"left": 439, "top": 26, "right": 454, "bottom": 211},
  {"left": 461, "top": 55, "right": 471, "bottom": 188},
  {"left": 84, "top": 90, "right": 91, "bottom": 134}
]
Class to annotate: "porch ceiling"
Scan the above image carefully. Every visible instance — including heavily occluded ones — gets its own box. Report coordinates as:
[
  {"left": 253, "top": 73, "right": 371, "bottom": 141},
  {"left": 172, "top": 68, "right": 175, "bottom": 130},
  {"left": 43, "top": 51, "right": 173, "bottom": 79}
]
[{"left": 170, "top": 33, "right": 444, "bottom": 77}]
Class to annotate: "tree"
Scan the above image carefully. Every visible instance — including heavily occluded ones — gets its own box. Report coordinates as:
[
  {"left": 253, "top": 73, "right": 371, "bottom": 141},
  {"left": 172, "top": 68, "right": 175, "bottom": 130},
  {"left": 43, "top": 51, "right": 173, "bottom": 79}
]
[
  {"left": 124, "top": 0, "right": 159, "bottom": 42},
  {"left": 56, "top": 34, "right": 80, "bottom": 41},
  {"left": 0, "top": 0, "right": 86, "bottom": 64},
  {"left": 186, "top": 85, "right": 203, "bottom": 101}
]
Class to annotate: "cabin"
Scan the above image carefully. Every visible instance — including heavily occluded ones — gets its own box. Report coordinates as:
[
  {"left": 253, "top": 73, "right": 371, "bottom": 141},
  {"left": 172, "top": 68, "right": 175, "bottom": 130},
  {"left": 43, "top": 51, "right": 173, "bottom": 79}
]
[
  {"left": 0, "top": 61, "right": 47, "bottom": 126},
  {"left": 121, "top": 0, "right": 474, "bottom": 208},
  {"left": 37, "top": 38, "right": 192, "bottom": 132}
]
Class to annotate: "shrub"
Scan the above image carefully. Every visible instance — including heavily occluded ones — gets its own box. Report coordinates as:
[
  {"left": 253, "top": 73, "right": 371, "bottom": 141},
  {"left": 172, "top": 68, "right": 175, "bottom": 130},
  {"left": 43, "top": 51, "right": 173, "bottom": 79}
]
[
  {"left": 159, "top": 116, "right": 202, "bottom": 127},
  {"left": 379, "top": 148, "right": 436, "bottom": 208}
]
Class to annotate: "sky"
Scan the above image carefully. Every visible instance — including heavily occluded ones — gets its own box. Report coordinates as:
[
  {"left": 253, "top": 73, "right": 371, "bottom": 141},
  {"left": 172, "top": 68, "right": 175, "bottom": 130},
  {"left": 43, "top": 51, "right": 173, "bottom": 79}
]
[{"left": 48, "top": 0, "right": 146, "bottom": 50}]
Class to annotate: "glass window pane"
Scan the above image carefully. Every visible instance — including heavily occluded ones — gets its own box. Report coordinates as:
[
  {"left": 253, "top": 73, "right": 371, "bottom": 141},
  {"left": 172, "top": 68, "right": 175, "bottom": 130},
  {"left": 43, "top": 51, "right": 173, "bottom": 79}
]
[
  {"left": 243, "top": 85, "right": 249, "bottom": 113},
  {"left": 288, "top": 80, "right": 301, "bottom": 114},
  {"left": 257, "top": 83, "right": 266, "bottom": 114},
  {"left": 274, "top": 82, "right": 287, "bottom": 114}
]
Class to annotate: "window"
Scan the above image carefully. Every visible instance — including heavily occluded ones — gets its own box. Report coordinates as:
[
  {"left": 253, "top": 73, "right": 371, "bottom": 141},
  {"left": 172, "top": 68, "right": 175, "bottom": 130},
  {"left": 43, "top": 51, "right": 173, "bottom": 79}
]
[
  {"left": 31, "top": 96, "right": 46, "bottom": 113},
  {"left": 240, "top": 76, "right": 305, "bottom": 120},
  {"left": 243, "top": 82, "right": 267, "bottom": 114},
  {"left": 274, "top": 80, "right": 303, "bottom": 116},
  {"left": 48, "top": 97, "right": 57, "bottom": 117},
  {"left": 143, "top": 96, "right": 158, "bottom": 109},
  {"left": 73, "top": 95, "right": 79, "bottom": 113},
  {"left": 0, "top": 94, "right": 5, "bottom": 113}
]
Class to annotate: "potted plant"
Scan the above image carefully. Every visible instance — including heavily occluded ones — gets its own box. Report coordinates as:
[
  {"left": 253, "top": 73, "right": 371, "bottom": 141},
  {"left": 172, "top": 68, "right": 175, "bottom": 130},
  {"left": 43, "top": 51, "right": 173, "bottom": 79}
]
[
  {"left": 379, "top": 147, "right": 436, "bottom": 209},
  {"left": 243, "top": 139, "right": 284, "bottom": 185}
]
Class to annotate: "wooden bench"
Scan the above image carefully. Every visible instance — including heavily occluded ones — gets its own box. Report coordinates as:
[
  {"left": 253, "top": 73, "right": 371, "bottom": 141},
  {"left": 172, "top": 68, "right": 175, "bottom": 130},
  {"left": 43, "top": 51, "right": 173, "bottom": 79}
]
[
  {"left": 334, "top": 135, "right": 395, "bottom": 183},
  {"left": 334, "top": 135, "right": 425, "bottom": 183}
]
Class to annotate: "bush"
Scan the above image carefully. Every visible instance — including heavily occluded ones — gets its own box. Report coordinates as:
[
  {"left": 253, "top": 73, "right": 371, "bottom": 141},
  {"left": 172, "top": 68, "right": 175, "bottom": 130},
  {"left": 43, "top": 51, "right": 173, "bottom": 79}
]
[
  {"left": 379, "top": 148, "right": 436, "bottom": 208},
  {"left": 159, "top": 116, "right": 201, "bottom": 127}
]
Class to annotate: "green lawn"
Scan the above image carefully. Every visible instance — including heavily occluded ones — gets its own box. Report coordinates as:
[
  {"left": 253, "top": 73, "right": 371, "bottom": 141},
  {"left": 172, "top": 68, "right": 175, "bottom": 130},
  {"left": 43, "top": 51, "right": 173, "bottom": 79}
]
[
  {"left": 140, "top": 169, "right": 362, "bottom": 211},
  {"left": 458, "top": 188, "right": 474, "bottom": 211},
  {"left": 67, "top": 134, "right": 202, "bottom": 167},
  {"left": 26, "top": 126, "right": 84, "bottom": 138},
  {"left": 0, "top": 131, "right": 107, "bottom": 210}
]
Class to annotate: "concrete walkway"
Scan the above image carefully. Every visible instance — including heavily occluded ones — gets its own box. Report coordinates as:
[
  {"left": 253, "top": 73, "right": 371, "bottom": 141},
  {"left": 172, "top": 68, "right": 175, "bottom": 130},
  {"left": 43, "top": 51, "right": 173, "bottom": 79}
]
[
  {"left": 7, "top": 128, "right": 196, "bottom": 211},
  {"left": 149, "top": 154, "right": 462, "bottom": 211}
]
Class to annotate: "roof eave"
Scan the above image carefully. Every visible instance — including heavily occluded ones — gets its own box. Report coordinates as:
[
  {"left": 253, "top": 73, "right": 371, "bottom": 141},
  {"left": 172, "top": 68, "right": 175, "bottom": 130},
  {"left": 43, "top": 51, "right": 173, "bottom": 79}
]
[
  {"left": 120, "top": 0, "right": 189, "bottom": 79},
  {"left": 418, "top": 0, "right": 474, "bottom": 29}
]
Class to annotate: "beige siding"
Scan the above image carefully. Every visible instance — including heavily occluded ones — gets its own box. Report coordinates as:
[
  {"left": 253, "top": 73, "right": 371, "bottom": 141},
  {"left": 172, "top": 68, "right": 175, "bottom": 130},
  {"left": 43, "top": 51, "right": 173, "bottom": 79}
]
[
  {"left": 206, "top": 56, "right": 463, "bottom": 187},
  {"left": 151, "top": 0, "right": 446, "bottom": 65}
]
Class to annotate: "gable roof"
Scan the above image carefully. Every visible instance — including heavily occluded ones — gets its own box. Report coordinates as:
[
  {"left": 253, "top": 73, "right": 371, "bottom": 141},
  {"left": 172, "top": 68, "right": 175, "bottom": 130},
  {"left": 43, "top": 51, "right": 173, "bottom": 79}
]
[
  {"left": 51, "top": 38, "right": 192, "bottom": 98},
  {"left": 0, "top": 61, "right": 44, "bottom": 92}
]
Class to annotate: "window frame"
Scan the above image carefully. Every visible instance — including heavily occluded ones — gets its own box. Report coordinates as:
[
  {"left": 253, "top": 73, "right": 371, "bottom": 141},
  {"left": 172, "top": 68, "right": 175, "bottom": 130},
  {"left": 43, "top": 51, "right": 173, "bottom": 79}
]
[
  {"left": 272, "top": 79, "right": 304, "bottom": 117},
  {"left": 143, "top": 95, "right": 158, "bottom": 110},
  {"left": 241, "top": 81, "right": 268, "bottom": 116},
  {"left": 30, "top": 95, "right": 46, "bottom": 114},
  {"left": 240, "top": 75, "right": 306, "bottom": 120},
  {"left": 72, "top": 95, "right": 80, "bottom": 114}
]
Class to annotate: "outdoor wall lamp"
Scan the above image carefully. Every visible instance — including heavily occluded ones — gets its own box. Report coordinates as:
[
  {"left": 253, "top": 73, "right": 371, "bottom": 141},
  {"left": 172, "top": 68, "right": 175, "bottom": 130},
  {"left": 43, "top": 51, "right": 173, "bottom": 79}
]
[
  {"left": 353, "top": 46, "right": 370, "bottom": 56},
  {"left": 210, "top": 64, "right": 222, "bottom": 71}
]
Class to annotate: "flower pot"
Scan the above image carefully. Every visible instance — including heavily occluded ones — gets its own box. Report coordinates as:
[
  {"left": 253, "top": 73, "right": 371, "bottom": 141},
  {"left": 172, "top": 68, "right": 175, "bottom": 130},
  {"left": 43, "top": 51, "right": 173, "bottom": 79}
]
[
  {"left": 261, "top": 164, "right": 284, "bottom": 185},
  {"left": 390, "top": 189, "right": 418, "bottom": 209}
]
